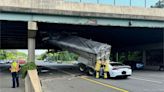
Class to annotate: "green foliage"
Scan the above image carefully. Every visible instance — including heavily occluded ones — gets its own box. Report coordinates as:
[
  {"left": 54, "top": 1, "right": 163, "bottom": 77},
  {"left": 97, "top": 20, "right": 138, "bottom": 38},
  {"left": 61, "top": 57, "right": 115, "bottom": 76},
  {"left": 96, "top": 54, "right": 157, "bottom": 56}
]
[
  {"left": 16, "top": 52, "right": 27, "bottom": 59},
  {"left": 0, "top": 50, "right": 6, "bottom": 60},
  {"left": 37, "top": 51, "right": 78, "bottom": 62},
  {"left": 118, "top": 51, "right": 142, "bottom": 63},
  {"left": 6, "top": 52, "right": 17, "bottom": 60},
  {"left": 118, "top": 53, "right": 126, "bottom": 63},
  {"left": 127, "top": 51, "right": 141, "bottom": 61},
  {"left": 36, "top": 53, "right": 47, "bottom": 60},
  {"left": 21, "top": 62, "right": 37, "bottom": 79},
  {"left": 0, "top": 50, "right": 27, "bottom": 60}
]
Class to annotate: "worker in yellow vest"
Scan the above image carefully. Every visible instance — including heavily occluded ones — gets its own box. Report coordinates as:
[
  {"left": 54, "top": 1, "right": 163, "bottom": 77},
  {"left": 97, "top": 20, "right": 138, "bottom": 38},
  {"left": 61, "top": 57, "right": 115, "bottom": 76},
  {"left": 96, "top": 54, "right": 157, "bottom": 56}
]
[
  {"left": 103, "top": 59, "right": 109, "bottom": 79},
  {"left": 95, "top": 59, "right": 102, "bottom": 78},
  {"left": 9, "top": 60, "right": 20, "bottom": 88}
]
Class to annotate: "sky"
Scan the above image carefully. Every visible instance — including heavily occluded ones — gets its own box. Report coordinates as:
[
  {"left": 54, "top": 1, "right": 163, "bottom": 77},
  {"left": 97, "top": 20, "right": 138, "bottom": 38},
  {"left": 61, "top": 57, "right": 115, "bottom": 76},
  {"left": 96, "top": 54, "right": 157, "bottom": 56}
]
[{"left": 65, "top": 0, "right": 159, "bottom": 7}]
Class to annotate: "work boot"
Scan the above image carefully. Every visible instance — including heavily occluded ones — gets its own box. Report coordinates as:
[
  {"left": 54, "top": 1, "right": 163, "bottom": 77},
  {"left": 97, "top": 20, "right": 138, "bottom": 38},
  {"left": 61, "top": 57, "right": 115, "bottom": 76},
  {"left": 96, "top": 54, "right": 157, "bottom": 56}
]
[
  {"left": 104, "top": 72, "right": 107, "bottom": 79},
  {"left": 96, "top": 72, "right": 99, "bottom": 78},
  {"left": 12, "top": 86, "right": 15, "bottom": 88}
]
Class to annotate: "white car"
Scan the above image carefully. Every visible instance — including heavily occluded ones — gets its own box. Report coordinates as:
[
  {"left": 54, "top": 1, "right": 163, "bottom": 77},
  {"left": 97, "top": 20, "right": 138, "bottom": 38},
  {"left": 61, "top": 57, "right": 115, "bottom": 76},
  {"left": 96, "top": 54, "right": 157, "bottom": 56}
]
[{"left": 108, "top": 62, "right": 132, "bottom": 78}]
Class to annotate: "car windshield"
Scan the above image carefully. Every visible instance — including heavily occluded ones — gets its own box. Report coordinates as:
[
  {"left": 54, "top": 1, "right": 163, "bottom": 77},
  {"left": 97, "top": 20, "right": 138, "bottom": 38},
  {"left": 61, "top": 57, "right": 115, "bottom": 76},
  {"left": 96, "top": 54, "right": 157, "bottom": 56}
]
[{"left": 110, "top": 63, "right": 124, "bottom": 66}]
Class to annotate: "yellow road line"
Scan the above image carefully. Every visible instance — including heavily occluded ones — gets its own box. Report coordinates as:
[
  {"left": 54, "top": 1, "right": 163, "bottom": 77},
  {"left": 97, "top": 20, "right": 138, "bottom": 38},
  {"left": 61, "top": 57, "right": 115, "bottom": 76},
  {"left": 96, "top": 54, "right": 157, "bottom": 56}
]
[
  {"left": 81, "top": 77, "right": 129, "bottom": 92},
  {"left": 57, "top": 69, "right": 128, "bottom": 92}
]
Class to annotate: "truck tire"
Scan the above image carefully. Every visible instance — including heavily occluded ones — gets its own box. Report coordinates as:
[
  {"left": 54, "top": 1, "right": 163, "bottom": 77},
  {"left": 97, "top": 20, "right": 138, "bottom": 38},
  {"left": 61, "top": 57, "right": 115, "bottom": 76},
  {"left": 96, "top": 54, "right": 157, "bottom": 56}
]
[
  {"left": 79, "top": 64, "right": 86, "bottom": 72},
  {"left": 87, "top": 68, "right": 95, "bottom": 76}
]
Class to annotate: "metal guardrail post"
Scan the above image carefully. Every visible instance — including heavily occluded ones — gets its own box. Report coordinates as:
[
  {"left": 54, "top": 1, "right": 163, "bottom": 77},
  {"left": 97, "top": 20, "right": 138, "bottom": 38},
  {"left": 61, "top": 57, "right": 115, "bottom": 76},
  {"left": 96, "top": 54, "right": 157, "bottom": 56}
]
[
  {"left": 67, "top": 0, "right": 159, "bottom": 8},
  {"left": 130, "top": 0, "right": 132, "bottom": 6},
  {"left": 114, "top": 0, "right": 116, "bottom": 5},
  {"left": 97, "top": 0, "right": 99, "bottom": 4},
  {"left": 145, "top": 0, "right": 147, "bottom": 8}
]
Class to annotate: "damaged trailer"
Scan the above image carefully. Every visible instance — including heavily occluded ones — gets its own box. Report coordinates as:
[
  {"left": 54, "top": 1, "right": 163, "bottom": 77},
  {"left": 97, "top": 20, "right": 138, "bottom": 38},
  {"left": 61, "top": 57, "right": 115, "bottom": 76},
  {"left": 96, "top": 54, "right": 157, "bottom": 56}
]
[{"left": 43, "top": 33, "right": 111, "bottom": 75}]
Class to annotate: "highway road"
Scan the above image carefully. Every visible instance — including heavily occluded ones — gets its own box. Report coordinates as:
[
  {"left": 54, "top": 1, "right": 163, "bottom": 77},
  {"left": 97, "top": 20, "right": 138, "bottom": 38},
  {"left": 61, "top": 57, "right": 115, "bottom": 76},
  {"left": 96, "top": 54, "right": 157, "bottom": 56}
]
[
  {"left": 38, "top": 62, "right": 164, "bottom": 92},
  {"left": 0, "top": 61, "right": 164, "bottom": 92}
]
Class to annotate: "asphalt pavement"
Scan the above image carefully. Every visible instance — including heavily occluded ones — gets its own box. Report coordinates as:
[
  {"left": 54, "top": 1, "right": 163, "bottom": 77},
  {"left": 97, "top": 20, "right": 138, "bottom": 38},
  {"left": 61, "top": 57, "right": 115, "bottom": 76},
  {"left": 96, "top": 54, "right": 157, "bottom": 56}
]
[
  {"left": 0, "top": 65, "right": 25, "bottom": 92},
  {"left": 38, "top": 63, "right": 164, "bottom": 92},
  {"left": 1, "top": 62, "right": 164, "bottom": 92}
]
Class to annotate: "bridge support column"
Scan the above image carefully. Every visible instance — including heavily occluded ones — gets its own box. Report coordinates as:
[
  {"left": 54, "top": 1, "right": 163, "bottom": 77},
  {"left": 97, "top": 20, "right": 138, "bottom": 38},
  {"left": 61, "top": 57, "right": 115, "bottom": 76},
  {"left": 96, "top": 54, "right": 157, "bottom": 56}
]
[
  {"left": 142, "top": 50, "right": 146, "bottom": 67},
  {"left": 27, "top": 21, "right": 37, "bottom": 62},
  {"left": 116, "top": 52, "right": 119, "bottom": 62},
  {"left": 26, "top": 22, "right": 38, "bottom": 92},
  {"left": 28, "top": 38, "right": 35, "bottom": 62}
]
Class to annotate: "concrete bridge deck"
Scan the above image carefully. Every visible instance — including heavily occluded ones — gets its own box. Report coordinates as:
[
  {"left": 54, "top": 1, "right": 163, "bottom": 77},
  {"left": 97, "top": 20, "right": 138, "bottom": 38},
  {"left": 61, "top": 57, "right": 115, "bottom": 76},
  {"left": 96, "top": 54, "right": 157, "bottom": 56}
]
[{"left": 0, "top": 0, "right": 164, "bottom": 21}]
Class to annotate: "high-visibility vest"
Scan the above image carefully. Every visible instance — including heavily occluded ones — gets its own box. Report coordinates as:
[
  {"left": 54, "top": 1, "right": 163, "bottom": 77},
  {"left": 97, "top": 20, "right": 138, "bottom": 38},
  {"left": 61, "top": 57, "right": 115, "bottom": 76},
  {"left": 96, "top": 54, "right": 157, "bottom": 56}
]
[
  {"left": 95, "top": 60, "right": 101, "bottom": 71},
  {"left": 10, "top": 62, "right": 19, "bottom": 73}
]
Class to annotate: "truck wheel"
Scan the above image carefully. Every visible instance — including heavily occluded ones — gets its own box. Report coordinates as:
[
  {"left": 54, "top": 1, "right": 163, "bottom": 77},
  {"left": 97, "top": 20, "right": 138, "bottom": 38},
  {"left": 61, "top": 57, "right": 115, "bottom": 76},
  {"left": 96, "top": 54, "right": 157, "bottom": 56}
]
[
  {"left": 79, "top": 64, "right": 86, "bottom": 72},
  {"left": 87, "top": 68, "right": 95, "bottom": 76}
]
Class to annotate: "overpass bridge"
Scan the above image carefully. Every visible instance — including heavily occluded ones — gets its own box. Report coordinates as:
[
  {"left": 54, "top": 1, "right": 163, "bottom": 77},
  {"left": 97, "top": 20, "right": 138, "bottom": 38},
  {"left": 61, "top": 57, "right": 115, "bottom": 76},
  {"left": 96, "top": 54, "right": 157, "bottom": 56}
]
[
  {"left": 0, "top": 0, "right": 164, "bottom": 27},
  {"left": 0, "top": 0, "right": 163, "bottom": 68}
]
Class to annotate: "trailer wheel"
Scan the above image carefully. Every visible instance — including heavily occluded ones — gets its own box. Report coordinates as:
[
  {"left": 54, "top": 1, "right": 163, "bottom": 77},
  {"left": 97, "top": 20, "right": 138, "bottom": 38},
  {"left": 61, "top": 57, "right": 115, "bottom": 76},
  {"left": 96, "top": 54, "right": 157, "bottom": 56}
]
[
  {"left": 79, "top": 64, "right": 86, "bottom": 72},
  {"left": 87, "top": 68, "right": 95, "bottom": 76}
]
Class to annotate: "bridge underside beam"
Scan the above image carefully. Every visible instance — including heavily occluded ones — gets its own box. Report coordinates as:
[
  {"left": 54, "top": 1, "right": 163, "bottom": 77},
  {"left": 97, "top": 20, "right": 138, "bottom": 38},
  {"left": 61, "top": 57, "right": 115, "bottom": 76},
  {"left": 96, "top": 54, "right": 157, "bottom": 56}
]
[
  {"left": 0, "top": 12, "right": 164, "bottom": 28},
  {"left": 116, "top": 43, "right": 164, "bottom": 52}
]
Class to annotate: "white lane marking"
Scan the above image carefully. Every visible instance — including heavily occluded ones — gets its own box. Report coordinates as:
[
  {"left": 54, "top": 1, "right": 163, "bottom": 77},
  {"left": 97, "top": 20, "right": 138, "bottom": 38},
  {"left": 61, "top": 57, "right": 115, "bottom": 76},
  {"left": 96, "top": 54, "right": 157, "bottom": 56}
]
[
  {"left": 40, "top": 68, "right": 86, "bottom": 82},
  {"left": 41, "top": 76, "right": 79, "bottom": 82},
  {"left": 130, "top": 77, "right": 163, "bottom": 84}
]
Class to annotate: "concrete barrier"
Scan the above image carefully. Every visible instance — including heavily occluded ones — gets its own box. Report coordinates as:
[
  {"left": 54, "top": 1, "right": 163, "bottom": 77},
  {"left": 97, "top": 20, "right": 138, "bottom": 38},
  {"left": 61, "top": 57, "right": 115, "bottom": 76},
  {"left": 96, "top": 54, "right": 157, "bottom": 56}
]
[{"left": 25, "top": 70, "right": 42, "bottom": 92}]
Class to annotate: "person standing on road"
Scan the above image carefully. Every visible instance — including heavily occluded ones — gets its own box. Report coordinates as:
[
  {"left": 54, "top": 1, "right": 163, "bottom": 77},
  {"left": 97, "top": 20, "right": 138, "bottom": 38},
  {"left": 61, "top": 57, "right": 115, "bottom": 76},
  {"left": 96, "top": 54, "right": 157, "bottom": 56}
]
[
  {"left": 99, "top": 60, "right": 104, "bottom": 78},
  {"left": 9, "top": 60, "right": 20, "bottom": 88},
  {"left": 95, "top": 59, "right": 102, "bottom": 78},
  {"left": 103, "top": 58, "right": 109, "bottom": 79}
]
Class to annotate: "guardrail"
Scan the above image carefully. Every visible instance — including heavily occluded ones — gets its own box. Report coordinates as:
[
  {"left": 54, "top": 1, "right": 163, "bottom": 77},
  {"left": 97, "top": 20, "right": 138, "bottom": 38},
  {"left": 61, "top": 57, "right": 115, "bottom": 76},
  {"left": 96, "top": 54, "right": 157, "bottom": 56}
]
[{"left": 65, "top": 0, "right": 163, "bottom": 8}]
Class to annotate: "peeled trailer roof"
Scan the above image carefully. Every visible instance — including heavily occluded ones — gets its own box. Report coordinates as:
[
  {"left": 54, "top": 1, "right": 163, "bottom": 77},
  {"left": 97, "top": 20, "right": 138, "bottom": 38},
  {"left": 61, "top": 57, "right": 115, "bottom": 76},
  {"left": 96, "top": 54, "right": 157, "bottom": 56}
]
[{"left": 43, "top": 33, "right": 111, "bottom": 59}]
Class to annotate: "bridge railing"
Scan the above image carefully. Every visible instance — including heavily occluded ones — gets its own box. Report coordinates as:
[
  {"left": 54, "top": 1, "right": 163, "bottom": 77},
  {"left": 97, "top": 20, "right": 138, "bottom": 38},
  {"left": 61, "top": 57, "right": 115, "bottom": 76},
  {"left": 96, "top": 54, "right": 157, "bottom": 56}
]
[{"left": 64, "top": 0, "right": 163, "bottom": 8}]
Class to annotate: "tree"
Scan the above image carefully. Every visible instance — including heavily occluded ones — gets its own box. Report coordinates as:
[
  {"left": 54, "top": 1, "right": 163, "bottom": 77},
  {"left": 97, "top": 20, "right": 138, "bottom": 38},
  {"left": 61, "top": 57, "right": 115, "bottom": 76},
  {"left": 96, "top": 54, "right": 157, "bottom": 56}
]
[
  {"left": 117, "top": 51, "right": 142, "bottom": 63},
  {"left": 151, "top": 0, "right": 164, "bottom": 8},
  {"left": 0, "top": 50, "right": 6, "bottom": 60},
  {"left": 37, "top": 51, "right": 78, "bottom": 62},
  {"left": 0, "top": 50, "right": 27, "bottom": 60}
]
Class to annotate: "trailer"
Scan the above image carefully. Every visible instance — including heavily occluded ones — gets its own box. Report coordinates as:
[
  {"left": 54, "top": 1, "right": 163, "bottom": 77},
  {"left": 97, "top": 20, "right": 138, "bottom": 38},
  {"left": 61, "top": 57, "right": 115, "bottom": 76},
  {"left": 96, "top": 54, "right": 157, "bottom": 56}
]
[{"left": 43, "top": 33, "right": 111, "bottom": 75}]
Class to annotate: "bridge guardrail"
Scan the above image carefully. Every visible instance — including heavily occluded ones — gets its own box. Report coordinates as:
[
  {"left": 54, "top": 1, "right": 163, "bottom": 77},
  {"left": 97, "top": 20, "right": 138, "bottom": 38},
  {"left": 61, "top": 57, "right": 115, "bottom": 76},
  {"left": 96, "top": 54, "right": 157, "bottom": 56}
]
[{"left": 65, "top": 0, "right": 163, "bottom": 8}]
